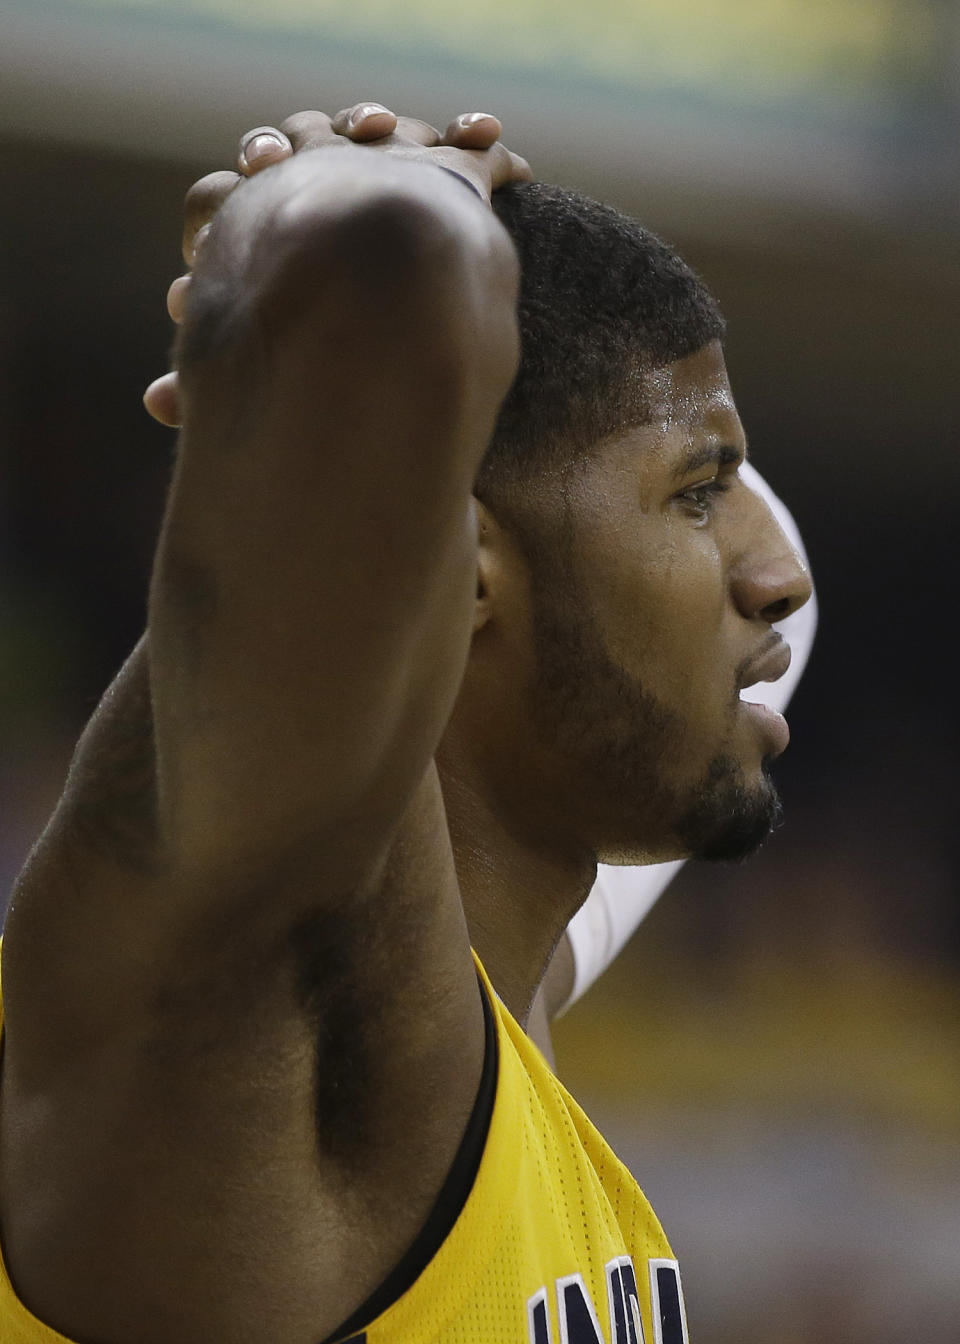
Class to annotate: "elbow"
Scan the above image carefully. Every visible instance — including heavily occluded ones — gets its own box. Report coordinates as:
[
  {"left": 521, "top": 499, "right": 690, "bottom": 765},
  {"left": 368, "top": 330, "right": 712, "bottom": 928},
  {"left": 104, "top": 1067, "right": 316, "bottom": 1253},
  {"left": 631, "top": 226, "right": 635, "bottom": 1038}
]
[
  {"left": 179, "top": 154, "right": 519, "bottom": 380},
  {"left": 263, "top": 181, "right": 519, "bottom": 358}
]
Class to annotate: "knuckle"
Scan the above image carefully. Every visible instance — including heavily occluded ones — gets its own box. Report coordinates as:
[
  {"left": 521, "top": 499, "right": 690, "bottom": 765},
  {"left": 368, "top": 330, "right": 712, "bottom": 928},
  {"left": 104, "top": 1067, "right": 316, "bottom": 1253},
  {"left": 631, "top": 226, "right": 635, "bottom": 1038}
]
[
  {"left": 396, "top": 116, "right": 439, "bottom": 145},
  {"left": 279, "top": 109, "right": 332, "bottom": 143}
]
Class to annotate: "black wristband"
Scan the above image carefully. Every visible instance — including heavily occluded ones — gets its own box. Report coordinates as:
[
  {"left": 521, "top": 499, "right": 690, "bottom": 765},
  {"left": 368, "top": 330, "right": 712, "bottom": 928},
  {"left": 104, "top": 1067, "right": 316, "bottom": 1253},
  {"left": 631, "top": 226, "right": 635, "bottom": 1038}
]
[{"left": 435, "top": 165, "right": 486, "bottom": 202}]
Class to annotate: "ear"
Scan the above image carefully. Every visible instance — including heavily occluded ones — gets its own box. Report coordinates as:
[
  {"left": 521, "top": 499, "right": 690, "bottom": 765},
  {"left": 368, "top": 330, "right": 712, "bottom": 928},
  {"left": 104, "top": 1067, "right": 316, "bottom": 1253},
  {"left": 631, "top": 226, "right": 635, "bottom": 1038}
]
[
  {"left": 473, "top": 497, "right": 495, "bottom": 633},
  {"left": 472, "top": 497, "right": 518, "bottom": 635}
]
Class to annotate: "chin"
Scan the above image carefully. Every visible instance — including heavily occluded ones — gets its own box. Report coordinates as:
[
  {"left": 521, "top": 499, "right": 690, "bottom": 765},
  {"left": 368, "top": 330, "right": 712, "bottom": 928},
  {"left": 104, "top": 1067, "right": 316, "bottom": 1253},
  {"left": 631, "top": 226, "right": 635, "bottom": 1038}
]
[{"left": 675, "top": 754, "right": 783, "bottom": 862}]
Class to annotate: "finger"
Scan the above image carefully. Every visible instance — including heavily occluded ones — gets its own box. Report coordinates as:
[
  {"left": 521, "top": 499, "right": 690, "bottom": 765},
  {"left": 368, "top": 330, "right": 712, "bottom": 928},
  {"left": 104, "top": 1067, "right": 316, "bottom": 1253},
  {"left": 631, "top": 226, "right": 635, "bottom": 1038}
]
[
  {"left": 436, "top": 142, "right": 532, "bottom": 202},
  {"left": 331, "top": 102, "right": 398, "bottom": 141},
  {"left": 143, "top": 372, "right": 182, "bottom": 428},
  {"left": 392, "top": 115, "right": 441, "bottom": 147},
  {"left": 189, "top": 223, "right": 211, "bottom": 265},
  {"left": 442, "top": 112, "right": 502, "bottom": 150},
  {"left": 484, "top": 142, "right": 534, "bottom": 192},
  {"left": 238, "top": 125, "right": 293, "bottom": 175},
  {"left": 183, "top": 169, "right": 240, "bottom": 265},
  {"left": 278, "top": 109, "right": 336, "bottom": 152},
  {"left": 505, "top": 149, "right": 534, "bottom": 183},
  {"left": 166, "top": 275, "right": 191, "bottom": 324}
]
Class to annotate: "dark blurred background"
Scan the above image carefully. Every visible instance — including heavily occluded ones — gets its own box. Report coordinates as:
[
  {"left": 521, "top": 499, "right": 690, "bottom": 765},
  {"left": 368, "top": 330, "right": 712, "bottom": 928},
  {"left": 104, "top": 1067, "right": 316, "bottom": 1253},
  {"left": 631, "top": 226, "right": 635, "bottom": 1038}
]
[{"left": 2, "top": 1, "right": 958, "bottom": 1340}]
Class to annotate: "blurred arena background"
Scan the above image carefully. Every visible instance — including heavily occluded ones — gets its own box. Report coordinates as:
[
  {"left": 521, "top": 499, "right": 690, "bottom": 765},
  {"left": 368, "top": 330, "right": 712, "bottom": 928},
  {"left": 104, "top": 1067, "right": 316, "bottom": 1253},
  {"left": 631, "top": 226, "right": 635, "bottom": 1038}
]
[{"left": 1, "top": 1, "right": 958, "bottom": 1340}]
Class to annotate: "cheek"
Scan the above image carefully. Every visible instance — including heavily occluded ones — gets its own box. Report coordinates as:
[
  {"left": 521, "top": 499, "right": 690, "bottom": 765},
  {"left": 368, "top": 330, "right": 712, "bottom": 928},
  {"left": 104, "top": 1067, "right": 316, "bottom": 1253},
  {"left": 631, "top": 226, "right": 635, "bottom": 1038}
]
[{"left": 598, "top": 540, "right": 728, "bottom": 695}]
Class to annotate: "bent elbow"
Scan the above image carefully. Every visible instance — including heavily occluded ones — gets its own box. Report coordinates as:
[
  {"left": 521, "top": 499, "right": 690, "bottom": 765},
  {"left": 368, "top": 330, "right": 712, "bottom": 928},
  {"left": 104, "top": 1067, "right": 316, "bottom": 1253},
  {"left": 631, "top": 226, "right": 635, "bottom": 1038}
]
[{"left": 179, "top": 155, "right": 518, "bottom": 386}]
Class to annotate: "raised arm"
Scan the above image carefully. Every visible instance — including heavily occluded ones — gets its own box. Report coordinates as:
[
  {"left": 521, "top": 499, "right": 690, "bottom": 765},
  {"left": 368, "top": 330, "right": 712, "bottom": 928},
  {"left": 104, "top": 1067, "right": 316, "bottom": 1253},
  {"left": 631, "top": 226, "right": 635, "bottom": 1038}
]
[{"left": 0, "top": 120, "right": 525, "bottom": 1344}]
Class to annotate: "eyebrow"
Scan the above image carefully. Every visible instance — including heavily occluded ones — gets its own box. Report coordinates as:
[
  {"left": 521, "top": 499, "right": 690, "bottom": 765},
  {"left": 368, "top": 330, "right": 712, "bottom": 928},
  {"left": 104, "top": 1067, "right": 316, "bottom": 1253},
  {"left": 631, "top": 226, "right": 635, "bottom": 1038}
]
[{"left": 672, "top": 443, "right": 744, "bottom": 482}]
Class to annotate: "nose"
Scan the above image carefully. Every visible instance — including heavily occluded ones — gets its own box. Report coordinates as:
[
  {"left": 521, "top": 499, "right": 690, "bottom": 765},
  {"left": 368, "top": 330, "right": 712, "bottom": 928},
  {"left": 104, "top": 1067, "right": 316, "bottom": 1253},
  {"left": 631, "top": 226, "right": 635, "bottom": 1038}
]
[{"left": 729, "top": 492, "right": 813, "bottom": 624}]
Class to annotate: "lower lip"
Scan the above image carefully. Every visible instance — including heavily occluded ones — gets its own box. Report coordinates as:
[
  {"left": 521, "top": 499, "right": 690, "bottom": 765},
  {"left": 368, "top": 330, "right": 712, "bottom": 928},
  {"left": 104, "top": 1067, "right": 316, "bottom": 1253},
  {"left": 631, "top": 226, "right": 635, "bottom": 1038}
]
[{"left": 740, "top": 700, "right": 790, "bottom": 757}]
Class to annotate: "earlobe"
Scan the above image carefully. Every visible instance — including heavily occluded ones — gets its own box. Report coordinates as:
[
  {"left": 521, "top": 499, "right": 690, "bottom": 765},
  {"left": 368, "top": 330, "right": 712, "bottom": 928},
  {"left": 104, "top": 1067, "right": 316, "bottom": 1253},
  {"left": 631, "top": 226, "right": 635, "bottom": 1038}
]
[
  {"left": 473, "top": 578, "right": 490, "bottom": 632},
  {"left": 472, "top": 496, "right": 530, "bottom": 639},
  {"left": 472, "top": 497, "right": 499, "bottom": 634}
]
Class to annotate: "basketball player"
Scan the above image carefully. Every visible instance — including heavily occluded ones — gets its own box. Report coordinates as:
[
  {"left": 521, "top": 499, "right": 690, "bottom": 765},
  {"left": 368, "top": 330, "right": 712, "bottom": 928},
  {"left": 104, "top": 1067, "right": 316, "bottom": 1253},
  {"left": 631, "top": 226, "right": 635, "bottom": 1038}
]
[
  {"left": 147, "top": 105, "right": 818, "bottom": 1050},
  {"left": 0, "top": 104, "right": 813, "bottom": 1344}
]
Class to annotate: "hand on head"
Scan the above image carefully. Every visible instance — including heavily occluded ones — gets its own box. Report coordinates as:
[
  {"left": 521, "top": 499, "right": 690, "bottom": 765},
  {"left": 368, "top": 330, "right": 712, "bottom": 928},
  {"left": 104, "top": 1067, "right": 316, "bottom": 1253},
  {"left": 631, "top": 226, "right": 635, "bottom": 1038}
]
[{"left": 143, "top": 103, "right": 531, "bottom": 428}]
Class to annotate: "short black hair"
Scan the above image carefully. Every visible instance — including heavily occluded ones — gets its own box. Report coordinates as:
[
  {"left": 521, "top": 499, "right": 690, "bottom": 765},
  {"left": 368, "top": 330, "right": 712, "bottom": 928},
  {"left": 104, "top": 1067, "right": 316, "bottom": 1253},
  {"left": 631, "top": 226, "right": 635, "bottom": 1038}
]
[{"left": 477, "top": 182, "right": 725, "bottom": 506}]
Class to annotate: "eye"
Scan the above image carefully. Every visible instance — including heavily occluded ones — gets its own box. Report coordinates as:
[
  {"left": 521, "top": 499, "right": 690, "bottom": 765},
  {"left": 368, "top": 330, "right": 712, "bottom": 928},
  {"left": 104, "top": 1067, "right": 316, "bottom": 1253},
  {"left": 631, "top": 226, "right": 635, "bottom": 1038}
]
[{"left": 677, "top": 478, "right": 730, "bottom": 519}]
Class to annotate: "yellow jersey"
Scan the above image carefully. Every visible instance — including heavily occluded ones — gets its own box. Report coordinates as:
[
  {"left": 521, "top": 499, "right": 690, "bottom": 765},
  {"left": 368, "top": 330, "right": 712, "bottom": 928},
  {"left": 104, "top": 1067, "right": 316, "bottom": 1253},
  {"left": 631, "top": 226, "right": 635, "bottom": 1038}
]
[{"left": 0, "top": 953, "right": 688, "bottom": 1344}]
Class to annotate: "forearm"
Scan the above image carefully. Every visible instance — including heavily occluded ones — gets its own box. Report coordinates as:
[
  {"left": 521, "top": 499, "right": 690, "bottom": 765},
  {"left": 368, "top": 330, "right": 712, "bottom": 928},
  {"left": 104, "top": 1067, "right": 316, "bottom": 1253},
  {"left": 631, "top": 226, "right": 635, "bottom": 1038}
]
[{"left": 151, "top": 150, "right": 520, "bottom": 881}]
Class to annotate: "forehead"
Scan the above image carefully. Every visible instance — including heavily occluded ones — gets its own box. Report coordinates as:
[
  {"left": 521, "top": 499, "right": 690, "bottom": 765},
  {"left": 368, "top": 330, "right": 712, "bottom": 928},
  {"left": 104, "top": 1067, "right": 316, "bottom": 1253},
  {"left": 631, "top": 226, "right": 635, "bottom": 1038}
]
[
  {"left": 566, "top": 341, "right": 745, "bottom": 512},
  {"left": 518, "top": 342, "right": 745, "bottom": 553},
  {"left": 638, "top": 341, "right": 743, "bottom": 458}
]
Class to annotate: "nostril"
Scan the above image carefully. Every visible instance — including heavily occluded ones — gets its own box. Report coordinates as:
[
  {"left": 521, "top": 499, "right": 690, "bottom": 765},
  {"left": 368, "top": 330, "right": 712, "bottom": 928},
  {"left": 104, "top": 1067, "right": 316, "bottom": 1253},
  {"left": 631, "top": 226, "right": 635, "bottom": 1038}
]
[{"left": 764, "top": 597, "right": 792, "bottom": 622}]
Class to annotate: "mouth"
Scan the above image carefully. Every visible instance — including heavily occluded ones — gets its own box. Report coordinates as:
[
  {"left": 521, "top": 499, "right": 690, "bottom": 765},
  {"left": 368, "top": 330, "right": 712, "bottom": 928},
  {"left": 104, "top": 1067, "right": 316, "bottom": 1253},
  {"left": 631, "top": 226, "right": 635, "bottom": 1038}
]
[
  {"left": 739, "top": 699, "right": 790, "bottom": 757},
  {"left": 737, "top": 635, "right": 792, "bottom": 757},
  {"left": 737, "top": 635, "right": 792, "bottom": 694}
]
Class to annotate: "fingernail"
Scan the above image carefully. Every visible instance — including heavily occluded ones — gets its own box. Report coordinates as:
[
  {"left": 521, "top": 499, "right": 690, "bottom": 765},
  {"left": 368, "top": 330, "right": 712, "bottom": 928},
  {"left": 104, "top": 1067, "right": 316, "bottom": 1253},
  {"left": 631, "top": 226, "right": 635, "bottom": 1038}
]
[
  {"left": 349, "top": 102, "right": 391, "bottom": 129},
  {"left": 461, "top": 112, "right": 495, "bottom": 126},
  {"left": 242, "top": 132, "right": 287, "bottom": 166}
]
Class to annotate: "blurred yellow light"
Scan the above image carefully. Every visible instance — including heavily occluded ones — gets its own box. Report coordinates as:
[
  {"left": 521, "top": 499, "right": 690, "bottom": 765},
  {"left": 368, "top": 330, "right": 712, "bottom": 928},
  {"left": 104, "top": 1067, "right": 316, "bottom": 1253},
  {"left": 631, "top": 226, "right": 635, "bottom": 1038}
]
[{"left": 56, "top": 0, "right": 933, "bottom": 105}]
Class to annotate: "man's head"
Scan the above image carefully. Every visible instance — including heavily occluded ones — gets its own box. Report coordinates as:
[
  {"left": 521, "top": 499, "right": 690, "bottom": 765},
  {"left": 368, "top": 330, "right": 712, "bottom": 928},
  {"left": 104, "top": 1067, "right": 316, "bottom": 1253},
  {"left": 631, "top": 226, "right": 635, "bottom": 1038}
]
[{"left": 444, "top": 182, "right": 812, "bottom": 869}]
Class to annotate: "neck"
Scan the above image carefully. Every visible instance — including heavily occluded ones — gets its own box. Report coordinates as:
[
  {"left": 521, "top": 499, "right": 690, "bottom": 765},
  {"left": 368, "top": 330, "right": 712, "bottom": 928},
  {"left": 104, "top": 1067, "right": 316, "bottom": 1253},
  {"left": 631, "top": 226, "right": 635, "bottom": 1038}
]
[{"left": 437, "top": 750, "right": 596, "bottom": 1026}]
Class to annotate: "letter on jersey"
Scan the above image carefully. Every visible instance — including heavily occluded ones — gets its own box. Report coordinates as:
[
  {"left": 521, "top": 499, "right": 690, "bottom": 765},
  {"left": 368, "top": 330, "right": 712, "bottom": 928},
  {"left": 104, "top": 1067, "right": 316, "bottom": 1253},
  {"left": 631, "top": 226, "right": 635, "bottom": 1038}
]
[
  {"left": 648, "top": 1259, "right": 688, "bottom": 1344},
  {"left": 527, "top": 1255, "right": 686, "bottom": 1344}
]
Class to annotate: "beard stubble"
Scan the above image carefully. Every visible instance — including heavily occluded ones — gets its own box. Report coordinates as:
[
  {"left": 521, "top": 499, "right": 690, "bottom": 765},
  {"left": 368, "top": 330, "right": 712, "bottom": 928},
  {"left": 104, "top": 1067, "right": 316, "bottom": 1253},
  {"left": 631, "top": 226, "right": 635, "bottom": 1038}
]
[{"left": 526, "top": 556, "right": 783, "bottom": 865}]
